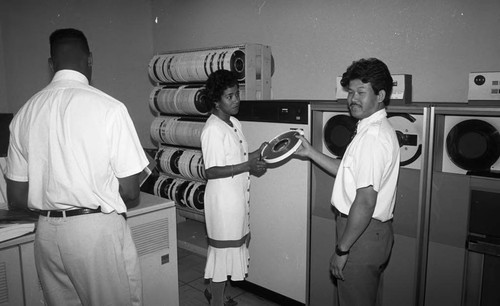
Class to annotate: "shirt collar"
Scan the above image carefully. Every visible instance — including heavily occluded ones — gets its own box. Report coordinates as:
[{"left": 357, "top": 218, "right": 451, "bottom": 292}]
[
  {"left": 357, "top": 109, "right": 387, "bottom": 131},
  {"left": 52, "top": 70, "right": 89, "bottom": 85}
]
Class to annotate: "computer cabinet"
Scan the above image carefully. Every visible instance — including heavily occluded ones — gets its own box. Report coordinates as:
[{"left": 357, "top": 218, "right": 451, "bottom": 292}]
[
  {"left": 0, "top": 244, "right": 25, "bottom": 305},
  {"left": 0, "top": 236, "right": 44, "bottom": 306},
  {"left": 0, "top": 192, "right": 178, "bottom": 306},
  {"left": 128, "top": 192, "right": 179, "bottom": 306}
]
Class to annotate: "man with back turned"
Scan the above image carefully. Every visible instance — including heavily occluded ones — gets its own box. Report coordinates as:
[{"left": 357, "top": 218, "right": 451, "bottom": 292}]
[
  {"left": 296, "top": 58, "right": 400, "bottom": 305},
  {"left": 5, "top": 28, "right": 148, "bottom": 305}
]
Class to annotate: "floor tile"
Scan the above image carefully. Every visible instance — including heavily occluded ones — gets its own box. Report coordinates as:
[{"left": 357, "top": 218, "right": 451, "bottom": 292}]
[
  {"left": 179, "top": 284, "right": 209, "bottom": 306},
  {"left": 178, "top": 247, "right": 193, "bottom": 259},
  {"left": 233, "top": 291, "right": 282, "bottom": 306},
  {"left": 178, "top": 254, "right": 207, "bottom": 283}
]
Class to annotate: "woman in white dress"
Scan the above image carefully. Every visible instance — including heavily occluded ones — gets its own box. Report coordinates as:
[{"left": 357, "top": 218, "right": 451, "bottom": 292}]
[{"left": 201, "top": 70, "right": 267, "bottom": 306}]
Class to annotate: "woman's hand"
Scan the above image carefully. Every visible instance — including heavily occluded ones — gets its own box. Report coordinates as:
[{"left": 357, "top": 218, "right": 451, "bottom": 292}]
[
  {"left": 248, "top": 155, "right": 267, "bottom": 175},
  {"left": 249, "top": 142, "right": 268, "bottom": 161}
]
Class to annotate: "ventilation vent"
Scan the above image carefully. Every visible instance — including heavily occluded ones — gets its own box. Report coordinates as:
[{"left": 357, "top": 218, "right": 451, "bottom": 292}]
[
  {"left": 131, "top": 217, "right": 169, "bottom": 257},
  {"left": 0, "top": 262, "right": 8, "bottom": 303}
]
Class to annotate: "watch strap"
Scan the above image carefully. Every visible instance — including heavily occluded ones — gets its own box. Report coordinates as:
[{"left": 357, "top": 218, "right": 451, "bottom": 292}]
[{"left": 335, "top": 245, "right": 350, "bottom": 256}]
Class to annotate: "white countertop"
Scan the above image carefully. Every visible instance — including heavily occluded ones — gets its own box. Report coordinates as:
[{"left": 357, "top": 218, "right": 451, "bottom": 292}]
[
  {"left": 0, "top": 192, "right": 174, "bottom": 249},
  {"left": 127, "top": 192, "right": 175, "bottom": 217}
]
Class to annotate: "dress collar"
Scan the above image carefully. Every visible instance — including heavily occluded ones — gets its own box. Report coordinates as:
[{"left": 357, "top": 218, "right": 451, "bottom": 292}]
[
  {"left": 212, "top": 113, "right": 235, "bottom": 128},
  {"left": 52, "top": 70, "right": 89, "bottom": 85}
]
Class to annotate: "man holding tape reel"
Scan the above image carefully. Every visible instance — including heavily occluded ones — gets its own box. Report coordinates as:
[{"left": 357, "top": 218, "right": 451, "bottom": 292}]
[{"left": 296, "top": 58, "right": 400, "bottom": 306}]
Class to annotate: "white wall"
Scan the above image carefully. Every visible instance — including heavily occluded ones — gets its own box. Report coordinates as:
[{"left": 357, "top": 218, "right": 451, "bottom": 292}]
[
  {"left": 1, "top": 0, "right": 500, "bottom": 146},
  {"left": 0, "top": 0, "right": 155, "bottom": 145},
  {"left": 151, "top": 0, "right": 500, "bottom": 103}
]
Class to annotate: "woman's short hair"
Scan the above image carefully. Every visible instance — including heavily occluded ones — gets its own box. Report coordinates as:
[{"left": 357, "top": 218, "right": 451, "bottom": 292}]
[{"left": 203, "top": 70, "right": 239, "bottom": 111}]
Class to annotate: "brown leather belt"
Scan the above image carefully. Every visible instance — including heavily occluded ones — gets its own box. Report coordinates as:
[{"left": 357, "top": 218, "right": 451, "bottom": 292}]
[{"left": 39, "top": 207, "right": 101, "bottom": 217}]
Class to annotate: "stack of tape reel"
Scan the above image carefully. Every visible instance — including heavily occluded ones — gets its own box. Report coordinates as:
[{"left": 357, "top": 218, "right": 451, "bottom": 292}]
[
  {"left": 150, "top": 116, "right": 205, "bottom": 148},
  {"left": 149, "top": 84, "right": 247, "bottom": 116},
  {"left": 153, "top": 175, "right": 205, "bottom": 212},
  {"left": 149, "top": 116, "right": 207, "bottom": 218},
  {"left": 147, "top": 44, "right": 273, "bottom": 222},
  {"left": 149, "top": 85, "right": 209, "bottom": 116},
  {"left": 150, "top": 145, "right": 207, "bottom": 217},
  {"left": 148, "top": 46, "right": 246, "bottom": 83},
  {"left": 156, "top": 146, "right": 206, "bottom": 181}
]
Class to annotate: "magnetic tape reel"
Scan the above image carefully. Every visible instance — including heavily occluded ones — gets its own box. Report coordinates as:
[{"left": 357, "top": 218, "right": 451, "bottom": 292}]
[
  {"left": 187, "top": 182, "right": 205, "bottom": 211},
  {"left": 443, "top": 116, "right": 500, "bottom": 174},
  {"left": 323, "top": 114, "right": 357, "bottom": 158},
  {"left": 261, "top": 130, "right": 304, "bottom": 164},
  {"left": 387, "top": 113, "right": 423, "bottom": 169}
]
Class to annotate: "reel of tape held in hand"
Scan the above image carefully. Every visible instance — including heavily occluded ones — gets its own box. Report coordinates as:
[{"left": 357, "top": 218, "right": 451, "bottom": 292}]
[{"left": 260, "top": 129, "right": 304, "bottom": 164}]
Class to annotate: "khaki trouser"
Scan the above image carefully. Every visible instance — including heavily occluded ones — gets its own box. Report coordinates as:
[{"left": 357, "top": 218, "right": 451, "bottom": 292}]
[{"left": 35, "top": 212, "right": 142, "bottom": 306}]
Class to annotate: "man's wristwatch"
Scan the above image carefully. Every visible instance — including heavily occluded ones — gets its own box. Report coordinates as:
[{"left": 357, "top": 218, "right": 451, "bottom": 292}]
[{"left": 335, "top": 245, "right": 350, "bottom": 256}]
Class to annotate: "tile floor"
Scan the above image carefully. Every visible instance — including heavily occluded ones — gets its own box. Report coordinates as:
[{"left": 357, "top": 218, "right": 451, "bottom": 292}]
[{"left": 177, "top": 247, "right": 281, "bottom": 306}]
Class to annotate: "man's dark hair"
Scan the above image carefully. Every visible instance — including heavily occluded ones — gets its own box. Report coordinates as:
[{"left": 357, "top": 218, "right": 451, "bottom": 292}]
[
  {"left": 202, "top": 69, "right": 239, "bottom": 111},
  {"left": 340, "top": 58, "right": 393, "bottom": 105},
  {"left": 49, "top": 28, "right": 90, "bottom": 58}
]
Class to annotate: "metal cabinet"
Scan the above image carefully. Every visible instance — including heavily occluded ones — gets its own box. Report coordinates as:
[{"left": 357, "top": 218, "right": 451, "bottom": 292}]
[{"left": 0, "top": 246, "right": 24, "bottom": 306}]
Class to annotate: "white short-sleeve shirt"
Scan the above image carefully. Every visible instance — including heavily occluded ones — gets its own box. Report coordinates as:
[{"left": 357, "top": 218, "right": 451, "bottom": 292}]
[
  {"left": 332, "top": 109, "right": 400, "bottom": 222},
  {"left": 6, "top": 70, "right": 148, "bottom": 213}
]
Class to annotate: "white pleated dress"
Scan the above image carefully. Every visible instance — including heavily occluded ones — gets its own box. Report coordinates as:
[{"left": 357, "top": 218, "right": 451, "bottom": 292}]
[{"left": 201, "top": 114, "right": 251, "bottom": 282}]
